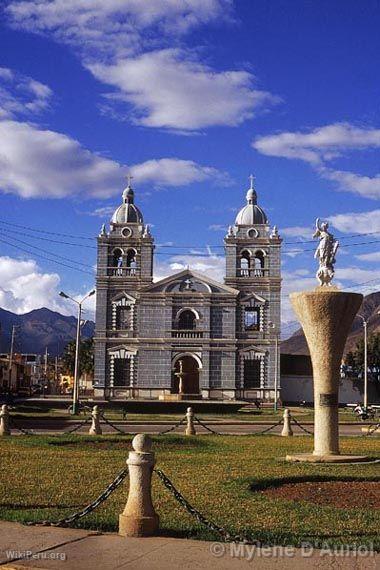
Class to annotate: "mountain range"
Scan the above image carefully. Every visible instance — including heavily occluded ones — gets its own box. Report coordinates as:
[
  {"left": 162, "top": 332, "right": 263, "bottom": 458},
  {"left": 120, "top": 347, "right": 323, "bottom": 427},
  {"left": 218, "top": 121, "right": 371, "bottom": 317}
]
[
  {"left": 281, "top": 291, "right": 380, "bottom": 355},
  {"left": 0, "top": 307, "right": 95, "bottom": 357}
]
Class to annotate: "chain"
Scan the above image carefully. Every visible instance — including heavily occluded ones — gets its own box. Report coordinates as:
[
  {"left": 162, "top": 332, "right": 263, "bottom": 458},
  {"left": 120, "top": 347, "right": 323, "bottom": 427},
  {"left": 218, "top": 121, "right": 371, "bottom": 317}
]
[
  {"left": 194, "top": 416, "right": 221, "bottom": 435},
  {"left": 365, "top": 422, "right": 380, "bottom": 436},
  {"left": 27, "top": 466, "right": 129, "bottom": 527},
  {"left": 291, "top": 417, "right": 314, "bottom": 435},
  {"left": 154, "top": 468, "right": 257, "bottom": 544},
  {"left": 63, "top": 417, "right": 91, "bottom": 434},
  {"left": 100, "top": 414, "right": 130, "bottom": 435},
  {"left": 9, "top": 417, "right": 35, "bottom": 436},
  {"left": 157, "top": 416, "right": 186, "bottom": 435}
]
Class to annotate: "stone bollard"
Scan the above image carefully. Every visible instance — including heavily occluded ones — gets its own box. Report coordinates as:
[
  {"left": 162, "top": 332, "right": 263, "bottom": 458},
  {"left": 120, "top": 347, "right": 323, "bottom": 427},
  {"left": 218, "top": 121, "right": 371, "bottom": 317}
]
[
  {"left": 119, "top": 434, "right": 159, "bottom": 537},
  {"left": 185, "top": 407, "right": 196, "bottom": 436},
  {"left": 0, "top": 404, "right": 11, "bottom": 436},
  {"left": 281, "top": 409, "right": 293, "bottom": 437},
  {"left": 89, "top": 405, "right": 102, "bottom": 435}
]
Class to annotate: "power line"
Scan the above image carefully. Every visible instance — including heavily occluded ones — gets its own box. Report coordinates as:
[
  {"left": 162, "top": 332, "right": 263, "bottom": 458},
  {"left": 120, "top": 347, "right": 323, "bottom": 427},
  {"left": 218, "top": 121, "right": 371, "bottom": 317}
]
[
  {"left": 0, "top": 236, "right": 94, "bottom": 276},
  {"left": 0, "top": 233, "right": 94, "bottom": 269},
  {"left": 0, "top": 219, "right": 94, "bottom": 240}
]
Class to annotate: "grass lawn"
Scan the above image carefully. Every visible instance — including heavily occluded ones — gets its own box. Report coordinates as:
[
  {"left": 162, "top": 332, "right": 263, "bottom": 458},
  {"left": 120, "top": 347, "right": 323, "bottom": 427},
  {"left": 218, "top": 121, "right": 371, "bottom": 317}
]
[
  {"left": 10, "top": 405, "right": 360, "bottom": 424},
  {"left": 0, "top": 434, "right": 379, "bottom": 550}
]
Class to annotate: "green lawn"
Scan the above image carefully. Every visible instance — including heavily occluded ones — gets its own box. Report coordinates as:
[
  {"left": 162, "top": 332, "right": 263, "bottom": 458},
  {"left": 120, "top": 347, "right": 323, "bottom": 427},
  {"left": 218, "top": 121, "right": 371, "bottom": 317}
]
[{"left": 0, "top": 434, "right": 378, "bottom": 549}]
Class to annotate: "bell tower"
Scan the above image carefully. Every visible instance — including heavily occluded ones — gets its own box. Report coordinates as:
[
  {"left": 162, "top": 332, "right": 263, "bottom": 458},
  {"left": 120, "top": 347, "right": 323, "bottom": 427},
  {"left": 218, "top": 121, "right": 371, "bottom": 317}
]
[
  {"left": 225, "top": 176, "right": 282, "bottom": 400},
  {"left": 93, "top": 179, "right": 154, "bottom": 397}
]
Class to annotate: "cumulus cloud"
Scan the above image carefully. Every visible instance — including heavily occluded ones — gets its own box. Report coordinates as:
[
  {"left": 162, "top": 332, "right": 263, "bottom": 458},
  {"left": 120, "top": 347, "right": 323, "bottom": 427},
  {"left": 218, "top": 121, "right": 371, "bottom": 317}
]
[
  {"left": 89, "top": 49, "right": 278, "bottom": 131},
  {"left": 329, "top": 209, "right": 380, "bottom": 234},
  {"left": 320, "top": 167, "right": 380, "bottom": 200},
  {"left": 0, "top": 120, "right": 125, "bottom": 198},
  {"left": 281, "top": 226, "right": 312, "bottom": 240},
  {"left": 130, "top": 157, "right": 231, "bottom": 186},
  {"left": 0, "top": 255, "right": 66, "bottom": 314},
  {"left": 0, "top": 66, "right": 52, "bottom": 119},
  {"left": 253, "top": 122, "right": 380, "bottom": 165},
  {"left": 154, "top": 250, "right": 225, "bottom": 283},
  {"left": 6, "top": 0, "right": 232, "bottom": 60},
  {"left": 0, "top": 120, "right": 231, "bottom": 199}
]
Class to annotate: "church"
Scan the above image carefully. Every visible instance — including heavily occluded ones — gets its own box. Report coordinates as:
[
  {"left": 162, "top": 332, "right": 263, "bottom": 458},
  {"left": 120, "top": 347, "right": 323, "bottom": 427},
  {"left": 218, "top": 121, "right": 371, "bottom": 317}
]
[{"left": 93, "top": 177, "right": 282, "bottom": 401}]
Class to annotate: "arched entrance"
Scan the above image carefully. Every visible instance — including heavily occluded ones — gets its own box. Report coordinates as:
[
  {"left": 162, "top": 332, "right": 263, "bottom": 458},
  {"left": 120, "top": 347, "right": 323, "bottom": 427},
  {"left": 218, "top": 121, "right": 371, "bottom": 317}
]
[{"left": 172, "top": 354, "right": 200, "bottom": 395}]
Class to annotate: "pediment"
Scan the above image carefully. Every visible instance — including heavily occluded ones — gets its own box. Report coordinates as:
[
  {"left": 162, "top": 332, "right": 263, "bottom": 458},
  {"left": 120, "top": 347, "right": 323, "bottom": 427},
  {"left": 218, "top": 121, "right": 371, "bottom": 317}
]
[
  {"left": 110, "top": 291, "right": 136, "bottom": 304},
  {"left": 240, "top": 292, "right": 266, "bottom": 305},
  {"left": 143, "top": 269, "right": 239, "bottom": 295}
]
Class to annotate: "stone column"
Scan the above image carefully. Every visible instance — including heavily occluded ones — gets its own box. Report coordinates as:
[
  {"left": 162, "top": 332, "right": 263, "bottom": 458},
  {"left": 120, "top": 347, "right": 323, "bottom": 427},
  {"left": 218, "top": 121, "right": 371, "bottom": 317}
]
[
  {"left": 0, "top": 404, "right": 10, "bottom": 436},
  {"left": 289, "top": 288, "right": 365, "bottom": 461},
  {"left": 119, "top": 434, "right": 159, "bottom": 537},
  {"left": 89, "top": 405, "right": 102, "bottom": 435},
  {"left": 185, "top": 407, "right": 196, "bottom": 436},
  {"left": 281, "top": 408, "right": 293, "bottom": 437}
]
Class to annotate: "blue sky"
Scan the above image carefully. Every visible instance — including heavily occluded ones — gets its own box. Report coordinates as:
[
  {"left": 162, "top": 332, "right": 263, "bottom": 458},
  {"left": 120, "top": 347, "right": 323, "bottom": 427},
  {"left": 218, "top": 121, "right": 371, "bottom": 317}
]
[{"left": 1, "top": 0, "right": 380, "bottom": 332}]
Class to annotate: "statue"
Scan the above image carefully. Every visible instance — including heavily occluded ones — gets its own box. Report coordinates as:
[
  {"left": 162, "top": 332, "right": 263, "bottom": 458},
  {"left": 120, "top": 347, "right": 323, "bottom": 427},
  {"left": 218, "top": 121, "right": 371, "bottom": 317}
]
[{"left": 313, "top": 218, "right": 339, "bottom": 286}]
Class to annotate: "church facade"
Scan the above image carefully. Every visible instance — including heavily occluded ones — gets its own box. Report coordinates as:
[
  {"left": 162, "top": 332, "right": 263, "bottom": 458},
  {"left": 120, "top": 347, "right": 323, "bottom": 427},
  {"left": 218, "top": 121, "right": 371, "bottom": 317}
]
[{"left": 93, "top": 179, "right": 282, "bottom": 401}]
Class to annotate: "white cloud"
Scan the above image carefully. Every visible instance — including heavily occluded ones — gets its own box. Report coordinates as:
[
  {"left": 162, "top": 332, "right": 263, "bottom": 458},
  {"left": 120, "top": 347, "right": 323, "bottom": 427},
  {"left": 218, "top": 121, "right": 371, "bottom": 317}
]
[
  {"left": 154, "top": 251, "right": 225, "bottom": 282},
  {"left": 320, "top": 167, "right": 380, "bottom": 200},
  {"left": 6, "top": 0, "right": 233, "bottom": 60},
  {"left": 329, "top": 209, "right": 380, "bottom": 234},
  {"left": 208, "top": 224, "right": 226, "bottom": 231},
  {"left": 253, "top": 122, "right": 380, "bottom": 165},
  {"left": 0, "top": 66, "right": 52, "bottom": 119},
  {"left": 0, "top": 120, "right": 232, "bottom": 199},
  {"left": 89, "top": 49, "right": 278, "bottom": 131},
  {"left": 0, "top": 256, "right": 66, "bottom": 314},
  {"left": 356, "top": 252, "right": 380, "bottom": 262},
  {"left": 0, "top": 120, "right": 125, "bottom": 198},
  {"left": 281, "top": 226, "right": 312, "bottom": 240},
  {"left": 131, "top": 158, "right": 231, "bottom": 186}
]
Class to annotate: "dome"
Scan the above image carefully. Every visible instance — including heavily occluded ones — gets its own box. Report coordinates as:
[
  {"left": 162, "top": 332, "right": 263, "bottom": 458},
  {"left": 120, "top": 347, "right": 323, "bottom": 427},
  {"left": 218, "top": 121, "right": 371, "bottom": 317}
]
[
  {"left": 111, "top": 184, "right": 144, "bottom": 224},
  {"left": 235, "top": 176, "right": 268, "bottom": 225}
]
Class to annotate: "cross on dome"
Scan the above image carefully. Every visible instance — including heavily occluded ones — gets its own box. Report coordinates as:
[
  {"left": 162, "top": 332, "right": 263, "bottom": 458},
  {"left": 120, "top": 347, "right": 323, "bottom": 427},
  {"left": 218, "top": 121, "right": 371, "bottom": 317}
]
[{"left": 249, "top": 174, "right": 255, "bottom": 190}]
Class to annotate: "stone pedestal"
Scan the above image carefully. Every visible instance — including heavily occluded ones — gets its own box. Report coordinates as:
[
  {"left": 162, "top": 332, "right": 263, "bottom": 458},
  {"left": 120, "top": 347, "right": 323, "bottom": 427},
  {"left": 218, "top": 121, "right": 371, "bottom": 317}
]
[
  {"left": 0, "top": 404, "right": 10, "bottom": 436},
  {"left": 287, "top": 288, "right": 369, "bottom": 463},
  {"left": 185, "top": 407, "right": 196, "bottom": 436},
  {"left": 119, "top": 434, "right": 159, "bottom": 537},
  {"left": 89, "top": 405, "right": 102, "bottom": 435},
  {"left": 281, "top": 408, "right": 293, "bottom": 437}
]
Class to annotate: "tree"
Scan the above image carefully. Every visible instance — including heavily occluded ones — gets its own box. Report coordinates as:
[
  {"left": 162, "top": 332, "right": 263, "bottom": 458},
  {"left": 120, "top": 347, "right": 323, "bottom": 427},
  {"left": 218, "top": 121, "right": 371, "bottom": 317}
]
[
  {"left": 346, "top": 333, "right": 380, "bottom": 382},
  {"left": 62, "top": 337, "right": 94, "bottom": 377}
]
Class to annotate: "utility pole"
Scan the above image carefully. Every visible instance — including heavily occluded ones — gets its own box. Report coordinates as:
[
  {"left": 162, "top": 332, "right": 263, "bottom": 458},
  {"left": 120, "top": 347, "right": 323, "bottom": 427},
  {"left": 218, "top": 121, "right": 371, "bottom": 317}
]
[
  {"left": 59, "top": 289, "right": 96, "bottom": 414},
  {"left": 8, "top": 325, "right": 17, "bottom": 392},
  {"left": 55, "top": 355, "right": 59, "bottom": 394},
  {"left": 358, "top": 315, "right": 368, "bottom": 409},
  {"left": 269, "top": 321, "right": 280, "bottom": 412}
]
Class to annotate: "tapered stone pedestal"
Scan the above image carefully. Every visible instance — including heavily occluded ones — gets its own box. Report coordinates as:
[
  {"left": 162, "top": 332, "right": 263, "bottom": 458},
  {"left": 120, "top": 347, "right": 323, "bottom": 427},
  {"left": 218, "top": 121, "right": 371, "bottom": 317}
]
[{"left": 286, "top": 288, "right": 370, "bottom": 463}]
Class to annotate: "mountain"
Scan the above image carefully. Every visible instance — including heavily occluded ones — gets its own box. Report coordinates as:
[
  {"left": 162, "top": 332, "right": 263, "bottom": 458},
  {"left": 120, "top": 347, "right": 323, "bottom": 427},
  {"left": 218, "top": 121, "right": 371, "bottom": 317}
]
[
  {"left": 0, "top": 307, "right": 95, "bottom": 356},
  {"left": 281, "top": 291, "right": 380, "bottom": 355}
]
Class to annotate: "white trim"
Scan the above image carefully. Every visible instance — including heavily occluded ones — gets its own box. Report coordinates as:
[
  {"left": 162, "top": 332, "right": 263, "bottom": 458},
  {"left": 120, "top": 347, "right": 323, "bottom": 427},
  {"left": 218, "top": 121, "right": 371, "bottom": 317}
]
[{"left": 171, "top": 352, "right": 203, "bottom": 370}]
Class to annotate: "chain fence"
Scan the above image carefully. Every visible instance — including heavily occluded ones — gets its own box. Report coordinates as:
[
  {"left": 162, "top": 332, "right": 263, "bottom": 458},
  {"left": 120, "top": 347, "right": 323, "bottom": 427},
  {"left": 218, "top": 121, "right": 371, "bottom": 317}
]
[
  {"left": 194, "top": 416, "right": 284, "bottom": 436},
  {"left": 62, "top": 417, "right": 91, "bottom": 434},
  {"left": 157, "top": 416, "right": 186, "bottom": 435},
  {"left": 27, "top": 466, "right": 129, "bottom": 527},
  {"left": 364, "top": 422, "right": 380, "bottom": 436},
  {"left": 291, "top": 416, "right": 314, "bottom": 435},
  {"left": 9, "top": 417, "right": 35, "bottom": 436},
  {"left": 99, "top": 414, "right": 131, "bottom": 435},
  {"left": 154, "top": 468, "right": 257, "bottom": 544}
]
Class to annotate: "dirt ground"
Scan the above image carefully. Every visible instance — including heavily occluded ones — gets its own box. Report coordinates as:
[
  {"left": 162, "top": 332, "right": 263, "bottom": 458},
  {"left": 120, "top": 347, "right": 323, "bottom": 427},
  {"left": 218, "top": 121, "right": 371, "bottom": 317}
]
[{"left": 262, "top": 481, "right": 380, "bottom": 509}]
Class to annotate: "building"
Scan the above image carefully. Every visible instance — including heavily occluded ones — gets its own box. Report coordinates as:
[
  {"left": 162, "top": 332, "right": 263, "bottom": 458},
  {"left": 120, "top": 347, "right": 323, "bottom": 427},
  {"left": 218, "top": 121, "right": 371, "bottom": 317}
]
[{"left": 94, "top": 177, "right": 282, "bottom": 400}]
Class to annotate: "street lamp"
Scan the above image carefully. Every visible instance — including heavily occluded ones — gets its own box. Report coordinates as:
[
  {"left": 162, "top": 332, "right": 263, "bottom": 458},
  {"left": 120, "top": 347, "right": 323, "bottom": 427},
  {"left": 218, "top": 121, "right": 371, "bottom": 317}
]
[
  {"left": 59, "top": 289, "right": 95, "bottom": 414},
  {"left": 269, "top": 321, "right": 280, "bottom": 412},
  {"left": 357, "top": 314, "right": 368, "bottom": 409}
]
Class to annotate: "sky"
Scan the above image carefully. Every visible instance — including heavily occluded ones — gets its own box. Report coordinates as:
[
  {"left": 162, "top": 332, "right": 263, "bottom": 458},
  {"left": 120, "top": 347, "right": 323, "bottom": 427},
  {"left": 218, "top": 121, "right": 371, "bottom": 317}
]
[{"left": 1, "top": 0, "right": 380, "bottom": 335}]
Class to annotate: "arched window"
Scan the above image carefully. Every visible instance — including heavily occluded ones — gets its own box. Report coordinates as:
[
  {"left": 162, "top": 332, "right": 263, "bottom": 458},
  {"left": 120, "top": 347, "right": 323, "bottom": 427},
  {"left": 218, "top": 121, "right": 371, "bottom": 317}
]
[
  {"left": 126, "top": 249, "right": 137, "bottom": 275},
  {"left": 253, "top": 251, "right": 265, "bottom": 276},
  {"left": 178, "top": 310, "right": 196, "bottom": 330},
  {"left": 240, "top": 251, "right": 250, "bottom": 276},
  {"left": 112, "top": 248, "right": 123, "bottom": 267}
]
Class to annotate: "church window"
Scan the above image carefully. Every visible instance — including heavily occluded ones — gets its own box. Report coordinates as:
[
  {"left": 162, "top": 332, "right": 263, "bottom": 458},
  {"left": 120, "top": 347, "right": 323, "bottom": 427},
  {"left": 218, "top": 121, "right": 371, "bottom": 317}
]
[
  {"left": 240, "top": 251, "right": 250, "bottom": 276},
  {"left": 178, "top": 309, "right": 196, "bottom": 330},
  {"left": 126, "top": 249, "right": 137, "bottom": 275},
  {"left": 243, "top": 360, "right": 261, "bottom": 388},
  {"left": 113, "top": 358, "right": 131, "bottom": 386},
  {"left": 244, "top": 307, "right": 260, "bottom": 331},
  {"left": 253, "top": 251, "right": 265, "bottom": 276},
  {"left": 112, "top": 248, "right": 123, "bottom": 267},
  {"left": 116, "top": 306, "right": 132, "bottom": 330}
]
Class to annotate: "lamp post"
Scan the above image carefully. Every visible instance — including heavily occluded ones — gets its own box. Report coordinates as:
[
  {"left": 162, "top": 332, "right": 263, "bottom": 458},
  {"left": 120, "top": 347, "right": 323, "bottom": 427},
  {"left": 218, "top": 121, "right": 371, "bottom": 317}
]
[
  {"left": 357, "top": 314, "right": 368, "bottom": 409},
  {"left": 269, "top": 321, "right": 280, "bottom": 412},
  {"left": 59, "top": 290, "right": 95, "bottom": 415}
]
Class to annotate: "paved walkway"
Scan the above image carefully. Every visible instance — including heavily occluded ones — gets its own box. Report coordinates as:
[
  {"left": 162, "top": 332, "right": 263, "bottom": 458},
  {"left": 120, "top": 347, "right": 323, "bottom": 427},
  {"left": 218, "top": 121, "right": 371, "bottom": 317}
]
[{"left": 0, "top": 522, "right": 377, "bottom": 570}]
